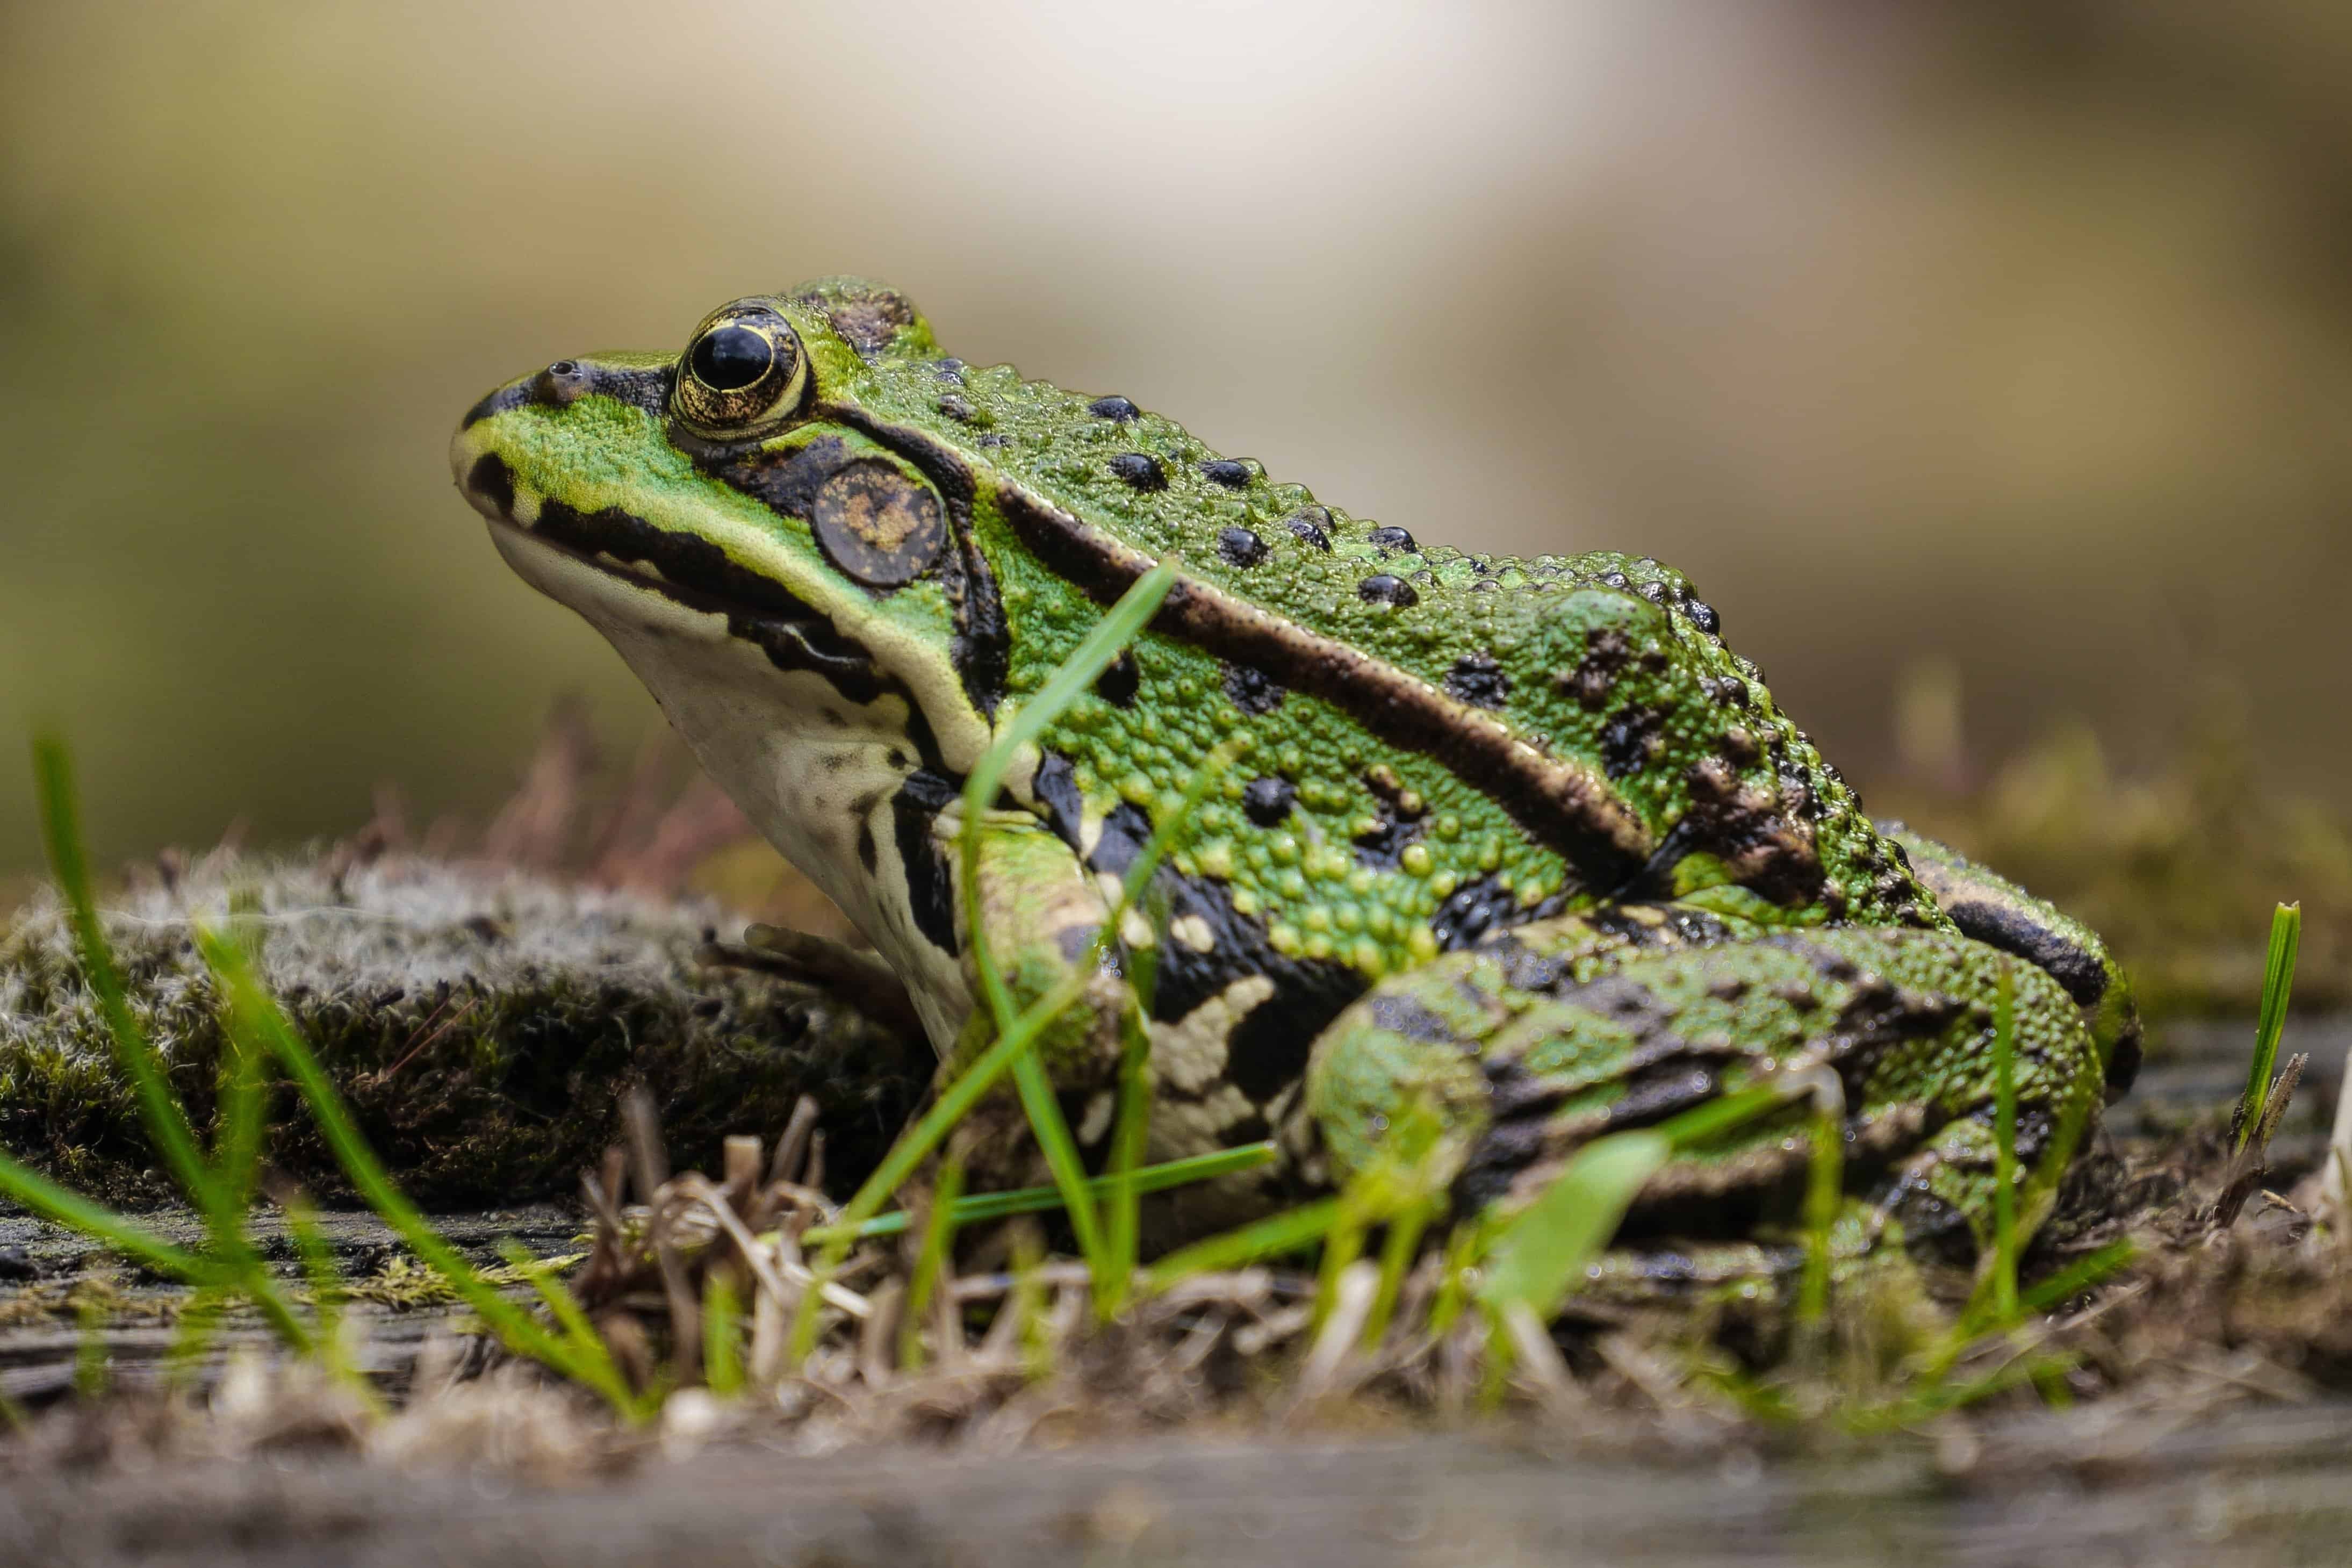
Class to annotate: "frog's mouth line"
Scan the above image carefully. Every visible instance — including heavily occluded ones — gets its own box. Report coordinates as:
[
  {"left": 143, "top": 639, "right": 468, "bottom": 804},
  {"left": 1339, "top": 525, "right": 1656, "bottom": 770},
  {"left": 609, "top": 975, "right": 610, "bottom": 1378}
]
[{"left": 461, "top": 452, "right": 891, "bottom": 707}]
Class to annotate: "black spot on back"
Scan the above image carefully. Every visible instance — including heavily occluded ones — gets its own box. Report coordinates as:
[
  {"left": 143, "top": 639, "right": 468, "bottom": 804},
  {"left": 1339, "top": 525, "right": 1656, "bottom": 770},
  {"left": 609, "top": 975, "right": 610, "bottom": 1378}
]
[
  {"left": 1430, "top": 874, "right": 1566, "bottom": 951},
  {"left": 1241, "top": 778, "right": 1294, "bottom": 826},
  {"left": 1088, "top": 396, "right": 1139, "bottom": 421},
  {"left": 1443, "top": 652, "right": 1508, "bottom": 710},
  {"left": 1559, "top": 628, "right": 1632, "bottom": 710},
  {"left": 1357, "top": 574, "right": 1416, "bottom": 607},
  {"left": 1351, "top": 814, "right": 1423, "bottom": 871},
  {"left": 1216, "top": 526, "right": 1268, "bottom": 567},
  {"left": 1107, "top": 453, "right": 1167, "bottom": 491},
  {"left": 1199, "top": 459, "right": 1253, "bottom": 490},
  {"left": 1599, "top": 706, "right": 1667, "bottom": 780},
  {"left": 1096, "top": 651, "right": 1141, "bottom": 708},
  {"left": 1283, "top": 507, "right": 1333, "bottom": 551},
  {"left": 1366, "top": 526, "right": 1417, "bottom": 553},
  {"left": 1222, "top": 662, "right": 1284, "bottom": 715}
]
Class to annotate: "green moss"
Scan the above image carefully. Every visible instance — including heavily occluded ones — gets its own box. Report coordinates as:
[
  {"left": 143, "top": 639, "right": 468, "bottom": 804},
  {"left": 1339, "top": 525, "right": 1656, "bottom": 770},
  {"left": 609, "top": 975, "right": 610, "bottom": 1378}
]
[{"left": 0, "top": 850, "right": 929, "bottom": 1209}]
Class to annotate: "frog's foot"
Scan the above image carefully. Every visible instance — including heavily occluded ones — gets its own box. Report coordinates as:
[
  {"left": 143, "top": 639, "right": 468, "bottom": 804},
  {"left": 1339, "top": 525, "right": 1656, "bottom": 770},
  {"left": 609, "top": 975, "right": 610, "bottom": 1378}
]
[
  {"left": 1878, "top": 823, "right": 2141, "bottom": 1095},
  {"left": 1306, "top": 918, "right": 2110, "bottom": 1273},
  {"left": 703, "top": 923, "right": 926, "bottom": 1040}
]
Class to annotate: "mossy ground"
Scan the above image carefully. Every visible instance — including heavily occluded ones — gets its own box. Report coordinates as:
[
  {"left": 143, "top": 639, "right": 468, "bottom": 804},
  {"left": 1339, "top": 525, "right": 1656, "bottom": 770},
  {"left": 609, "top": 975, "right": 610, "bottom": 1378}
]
[{"left": 0, "top": 848, "right": 925, "bottom": 1210}]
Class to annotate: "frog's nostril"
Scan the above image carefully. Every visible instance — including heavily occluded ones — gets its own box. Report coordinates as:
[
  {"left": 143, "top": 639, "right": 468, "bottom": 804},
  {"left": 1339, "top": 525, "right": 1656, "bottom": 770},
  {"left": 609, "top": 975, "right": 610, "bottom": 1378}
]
[{"left": 530, "top": 361, "right": 591, "bottom": 407}]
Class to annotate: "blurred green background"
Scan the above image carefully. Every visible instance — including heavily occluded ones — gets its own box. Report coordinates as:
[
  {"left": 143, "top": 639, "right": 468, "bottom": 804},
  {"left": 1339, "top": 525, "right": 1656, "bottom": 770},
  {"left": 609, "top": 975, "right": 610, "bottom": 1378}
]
[{"left": 4, "top": 0, "right": 2349, "bottom": 873}]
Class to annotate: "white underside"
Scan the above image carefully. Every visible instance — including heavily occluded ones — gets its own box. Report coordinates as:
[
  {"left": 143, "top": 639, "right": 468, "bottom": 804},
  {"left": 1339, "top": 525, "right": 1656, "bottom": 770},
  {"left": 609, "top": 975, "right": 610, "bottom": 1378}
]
[{"left": 489, "top": 524, "right": 972, "bottom": 1052}]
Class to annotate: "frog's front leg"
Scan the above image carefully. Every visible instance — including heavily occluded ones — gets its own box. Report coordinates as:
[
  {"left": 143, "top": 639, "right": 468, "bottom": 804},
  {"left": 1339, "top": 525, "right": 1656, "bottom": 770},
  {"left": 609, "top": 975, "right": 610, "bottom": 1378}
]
[
  {"left": 938, "top": 810, "right": 1129, "bottom": 1176},
  {"left": 1307, "top": 914, "right": 2109, "bottom": 1276}
]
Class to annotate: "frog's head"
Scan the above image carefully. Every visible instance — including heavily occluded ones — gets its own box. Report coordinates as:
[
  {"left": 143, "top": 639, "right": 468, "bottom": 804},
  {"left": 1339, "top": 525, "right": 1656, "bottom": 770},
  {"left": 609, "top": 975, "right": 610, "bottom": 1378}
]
[{"left": 450, "top": 278, "right": 1008, "bottom": 1017}]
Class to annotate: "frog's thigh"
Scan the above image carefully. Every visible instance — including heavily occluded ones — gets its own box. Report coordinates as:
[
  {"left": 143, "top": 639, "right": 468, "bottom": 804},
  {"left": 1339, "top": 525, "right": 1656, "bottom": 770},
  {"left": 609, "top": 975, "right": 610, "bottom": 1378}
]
[
  {"left": 1879, "top": 823, "right": 2140, "bottom": 1092},
  {"left": 1306, "top": 926, "right": 2108, "bottom": 1253},
  {"left": 1293, "top": 908, "right": 1687, "bottom": 1180}
]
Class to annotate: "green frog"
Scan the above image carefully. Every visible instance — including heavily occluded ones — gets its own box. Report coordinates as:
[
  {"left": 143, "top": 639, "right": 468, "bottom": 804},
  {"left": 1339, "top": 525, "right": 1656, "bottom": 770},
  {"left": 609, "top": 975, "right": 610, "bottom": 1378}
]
[{"left": 450, "top": 278, "right": 2138, "bottom": 1279}]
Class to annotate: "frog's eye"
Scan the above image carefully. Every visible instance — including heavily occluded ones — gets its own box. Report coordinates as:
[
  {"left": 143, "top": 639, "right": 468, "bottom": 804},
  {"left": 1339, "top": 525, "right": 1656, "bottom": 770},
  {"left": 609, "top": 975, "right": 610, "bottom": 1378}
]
[{"left": 673, "top": 307, "right": 808, "bottom": 432}]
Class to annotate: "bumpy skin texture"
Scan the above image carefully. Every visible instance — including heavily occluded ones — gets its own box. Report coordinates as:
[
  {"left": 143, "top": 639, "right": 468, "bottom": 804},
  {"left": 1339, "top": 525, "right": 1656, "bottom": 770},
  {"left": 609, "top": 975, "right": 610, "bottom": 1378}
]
[{"left": 449, "top": 277, "right": 2138, "bottom": 1268}]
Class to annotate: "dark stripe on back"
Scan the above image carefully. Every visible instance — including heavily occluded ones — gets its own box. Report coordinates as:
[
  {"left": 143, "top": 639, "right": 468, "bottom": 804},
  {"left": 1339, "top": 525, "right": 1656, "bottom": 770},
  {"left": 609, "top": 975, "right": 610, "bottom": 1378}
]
[{"left": 992, "top": 488, "right": 1653, "bottom": 888}]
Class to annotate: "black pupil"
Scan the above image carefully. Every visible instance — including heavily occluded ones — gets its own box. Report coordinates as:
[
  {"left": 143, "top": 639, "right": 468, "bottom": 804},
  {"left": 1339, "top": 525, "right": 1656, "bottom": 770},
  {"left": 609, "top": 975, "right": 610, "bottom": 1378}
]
[{"left": 691, "top": 325, "right": 774, "bottom": 391}]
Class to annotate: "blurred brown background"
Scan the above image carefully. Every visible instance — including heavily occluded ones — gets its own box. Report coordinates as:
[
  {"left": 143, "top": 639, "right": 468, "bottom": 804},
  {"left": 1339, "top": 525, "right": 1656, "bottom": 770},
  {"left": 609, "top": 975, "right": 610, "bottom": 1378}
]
[{"left": 3, "top": 0, "right": 2348, "bottom": 873}]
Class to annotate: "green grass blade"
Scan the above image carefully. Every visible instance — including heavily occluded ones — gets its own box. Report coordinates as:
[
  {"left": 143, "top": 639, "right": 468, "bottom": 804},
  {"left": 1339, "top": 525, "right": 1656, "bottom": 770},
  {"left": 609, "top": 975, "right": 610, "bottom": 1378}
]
[
  {"left": 788, "top": 564, "right": 1182, "bottom": 1356},
  {"left": 211, "top": 907, "right": 273, "bottom": 1219},
  {"left": 286, "top": 1197, "right": 381, "bottom": 1408},
  {"left": 1477, "top": 1131, "right": 1672, "bottom": 1321},
  {"left": 1008, "top": 1051, "right": 1109, "bottom": 1281},
  {"left": 1657, "top": 1084, "right": 1795, "bottom": 1152},
  {"left": 1142, "top": 1197, "right": 1343, "bottom": 1291},
  {"left": 0, "top": 1149, "right": 220, "bottom": 1284},
  {"left": 1101, "top": 1005, "right": 1154, "bottom": 1320},
  {"left": 703, "top": 1269, "right": 743, "bottom": 1397},
  {"left": 30, "top": 738, "right": 315, "bottom": 1348},
  {"left": 899, "top": 1152, "right": 965, "bottom": 1372},
  {"left": 1362, "top": 1197, "right": 1436, "bottom": 1350},
  {"left": 1425, "top": 1218, "right": 1493, "bottom": 1341},
  {"left": 495, "top": 1238, "right": 637, "bottom": 1405},
  {"left": 74, "top": 1291, "right": 110, "bottom": 1400},
  {"left": 196, "top": 928, "right": 642, "bottom": 1415},
  {"left": 162, "top": 1288, "right": 229, "bottom": 1393},
  {"left": 1796, "top": 1096, "right": 1843, "bottom": 1328},
  {"left": 1991, "top": 958, "right": 2019, "bottom": 1321},
  {"left": 2019, "top": 1237, "right": 2137, "bottom": 1315},
  {"left": 953, "top": 563, "right": 1182, "bottom": 1288},
  {"left": 958, "top": 559, "right": 1179, "bottom": 1033},
  {"left": 2237, "top": 901, "right": 2303, "bottom": 1153},
  {"left": 31, "top": 734, "right": 217, "bottom": 1213},
  {"left": 801, "top": 1143, "right": 1276, "bottom": 1245}
]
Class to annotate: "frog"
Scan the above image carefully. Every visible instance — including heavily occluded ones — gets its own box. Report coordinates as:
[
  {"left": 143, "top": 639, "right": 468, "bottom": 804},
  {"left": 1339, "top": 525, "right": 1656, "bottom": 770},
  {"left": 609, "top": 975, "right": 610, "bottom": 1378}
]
[{"left": 449, "top": 277, "right": 2140, "bottom": 1283}]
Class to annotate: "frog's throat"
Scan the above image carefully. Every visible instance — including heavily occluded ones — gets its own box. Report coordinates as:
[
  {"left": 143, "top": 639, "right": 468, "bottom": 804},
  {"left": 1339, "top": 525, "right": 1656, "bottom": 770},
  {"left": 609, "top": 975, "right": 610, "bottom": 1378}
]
[{"left": 480, "top": 517, "right": 976, "bottom": 1048}]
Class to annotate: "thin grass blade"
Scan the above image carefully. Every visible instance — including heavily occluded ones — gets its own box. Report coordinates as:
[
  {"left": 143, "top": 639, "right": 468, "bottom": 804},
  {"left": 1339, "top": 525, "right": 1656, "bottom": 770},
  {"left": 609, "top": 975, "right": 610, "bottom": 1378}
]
[
  {"left": 197, "top": 927, "right": 642, "bottom": 1415},
  {"left": 32, "top": 736, "right": 220, "bottom": 1214},
  {"left": 2237, "top": 901, "right": 2303, "bottom": 1153},
  {"left": 1477, "top": 1131, "right": 1672, "bottom": 1322},
  {"left": 1142, "top": 1197, "right": 1343, "bottom": 1291}
]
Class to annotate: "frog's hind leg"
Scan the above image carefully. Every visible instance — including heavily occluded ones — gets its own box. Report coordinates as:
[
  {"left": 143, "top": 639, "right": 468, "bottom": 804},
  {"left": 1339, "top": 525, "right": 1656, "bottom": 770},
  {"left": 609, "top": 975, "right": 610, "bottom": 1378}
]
[
  {"left": 1879, "top": 824, "right": 2141, "bottom": 1095},
  {"left": 1305, "top": 917, "right": 2111, "bottom": 1270}
]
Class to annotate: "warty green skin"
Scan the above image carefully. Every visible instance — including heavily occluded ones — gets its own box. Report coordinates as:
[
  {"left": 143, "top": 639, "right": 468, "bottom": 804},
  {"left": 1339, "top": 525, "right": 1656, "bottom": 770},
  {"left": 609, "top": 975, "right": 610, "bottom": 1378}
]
[{"left": 449, "top": 277, "right": 2140, "bottom": 1272}]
